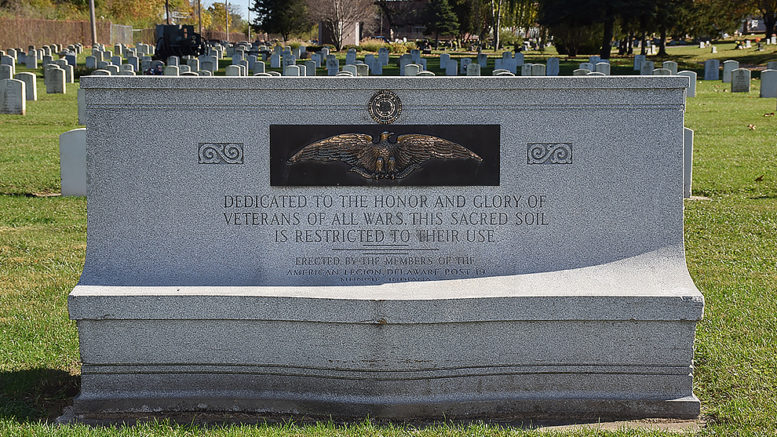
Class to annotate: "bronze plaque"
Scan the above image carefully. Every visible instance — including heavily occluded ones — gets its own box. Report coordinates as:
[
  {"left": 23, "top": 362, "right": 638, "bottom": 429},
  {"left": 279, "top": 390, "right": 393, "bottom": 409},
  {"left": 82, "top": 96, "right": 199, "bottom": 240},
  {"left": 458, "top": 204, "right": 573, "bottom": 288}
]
[{"left": 270, "top": 125, "right": 500, "bottom": 186}]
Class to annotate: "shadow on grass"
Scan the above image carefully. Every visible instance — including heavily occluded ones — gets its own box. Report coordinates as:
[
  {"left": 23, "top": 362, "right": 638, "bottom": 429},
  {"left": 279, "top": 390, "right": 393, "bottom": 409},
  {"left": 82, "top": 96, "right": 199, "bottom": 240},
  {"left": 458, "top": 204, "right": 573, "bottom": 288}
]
[{"left": 0, "top": 368, "right": 80, "bottom": 423}]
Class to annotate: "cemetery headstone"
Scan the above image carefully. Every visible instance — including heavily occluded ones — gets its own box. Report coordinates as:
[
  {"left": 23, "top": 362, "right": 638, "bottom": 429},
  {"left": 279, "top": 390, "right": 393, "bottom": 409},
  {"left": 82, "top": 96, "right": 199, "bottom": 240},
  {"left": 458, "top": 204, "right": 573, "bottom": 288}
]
[
  {"left": 13, "top": 72, "right": 36, "bottom": 101},
  {"left": 326, "top": 55, "right": 339, "bottom": 76},
  {"left": 356, "top": 63, "right": 369, "bottom": 76},
  {"left": 587, "top": 72, "right": 606, "bottom": 76},
  {"left": 595, "top": 62, "right": 610, "bottom": 75},
  {"left": 760, "top": 69, "right": 777, "bottom": 97},
  {"left": 634, "top": 55, "right": 645, "bottom": 71},
  {"left": 45, "top": 67, "right": 65, "bottom": 93},
  {"left": 284, "top": 65, "right": 300, "bottom": 76},
  {"left": 167, "top": 56, "right": 179, "bottom": 67},
  {"left": 521, "top": 63, "right": 533, "bottom": 76},
  {"left": 445, "top": 59, "right": 458, "bottom": 76},
  {"left": 411, "top": 49, "right": 421, "bottom": 64},
  {"left": 477, "top": 53, "right": 488, "bottom": 67},
  {"left": 531, "top": 64, "right": 546, "bottom": 76},
  {"left": 546, "top": 57, "right": 559, "bottom": 76},
  {"left": 652, "top": 68, "right": 671, "bottom": 75},
  {"left": 0, "top": 64, "right": 11, "bottom": 80},
  {"left": 722, "top": 60, "right": 739, "bottom": 83},
  {"left": 60, "top": 128, "right": 87, "bottom": 196},
  {"left": 466, "top": 62, "right": 481, "bottom": 76},
  {"left": 677, "top": 71, "right": 697, "bottom": 97},
  {"left": 304, "top": 60, "right": 316, "bottom": 76},
  {"left": 684, "top": 128, "right": 693, "bottom": 199},
  {"left": 703, "top": 59, "right": 719, "bottom": 80},
  {"left": 514, "top": 52, "right": 524, "bottom": 66},
  {"left": 662, "top": 61, "right": 678, "bottom": 75},
  {"left": 90, "top": 69, "right": 110, "bottom": 75},
  {"left": 640, "top": 61, "right": 655, "bottom": 76},
  {"left": 164, "top": 66, "right": 179, "bottom": 76},
  {"left": 767, "top": 61, "right": 777, "bottom": 70},
  {"left": 378, "top": 48, "right": 389, "bottom": 66},
  {"left": 579, "top": 62, "right": 593, "bottom": 71},
  {"left": 271, "top": 53, "right": 281, "bottom": 68},
  {"left": 573, "top": 69, "right": 591, "bottom": 76},
  {"left": 111, "top": 56, "right": 122, "bottom": 66},
  {"left": 730, "top": 68, "right": 751, "bottom": 92},
  {"left": 25, "top": 51, "right": 37, "bottom": 69},
  {"left": 399, "top": 54, "right": 412, "bottom": 76},
  {"left": 0, "top": 78, "right": 25, "bottom": 114},
  {"left": 346, "top": 49, "right": 356, "bottom": 65},
  {"left": 105, "top": 65, "right": 120, "bottom": 75}
]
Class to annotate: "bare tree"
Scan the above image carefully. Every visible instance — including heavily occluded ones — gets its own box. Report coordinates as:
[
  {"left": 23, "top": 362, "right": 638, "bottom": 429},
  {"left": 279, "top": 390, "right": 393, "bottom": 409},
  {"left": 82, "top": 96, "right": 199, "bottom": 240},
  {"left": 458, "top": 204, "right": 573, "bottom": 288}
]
[{"left": 307, "top": 0, "right": 375, "bottom": 50}]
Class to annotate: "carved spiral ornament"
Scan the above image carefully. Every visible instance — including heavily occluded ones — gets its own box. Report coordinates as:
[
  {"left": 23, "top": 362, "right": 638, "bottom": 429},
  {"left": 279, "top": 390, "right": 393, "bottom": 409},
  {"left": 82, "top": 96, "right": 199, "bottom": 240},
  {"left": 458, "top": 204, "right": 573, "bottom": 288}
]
[
  {"left": 198, "top": 143, "right": 244, "bottom": 164},
  {"left": 527, "top": 143, "right": 572, "bottom": 164}
]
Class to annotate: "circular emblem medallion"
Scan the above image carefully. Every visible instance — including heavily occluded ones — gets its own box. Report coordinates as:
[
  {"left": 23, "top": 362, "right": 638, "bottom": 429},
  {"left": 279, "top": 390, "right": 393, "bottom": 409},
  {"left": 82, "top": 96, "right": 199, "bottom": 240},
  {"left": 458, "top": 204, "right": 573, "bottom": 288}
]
[{"left": 368, "top": 89, "right": 401, "bottom": 124}]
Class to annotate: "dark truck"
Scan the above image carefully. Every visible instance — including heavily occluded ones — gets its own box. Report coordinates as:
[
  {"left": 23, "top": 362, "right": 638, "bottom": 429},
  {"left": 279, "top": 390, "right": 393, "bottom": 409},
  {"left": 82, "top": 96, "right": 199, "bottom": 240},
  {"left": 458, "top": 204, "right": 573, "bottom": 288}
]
[{"left": 153, "top": 24, "right": 206, "bottom": 61}]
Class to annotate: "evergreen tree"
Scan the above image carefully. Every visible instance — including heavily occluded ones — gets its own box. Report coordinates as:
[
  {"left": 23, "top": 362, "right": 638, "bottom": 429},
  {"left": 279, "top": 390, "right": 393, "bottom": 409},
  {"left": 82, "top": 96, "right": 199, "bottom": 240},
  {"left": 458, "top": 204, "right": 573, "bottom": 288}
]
[
  {"left": 424, "top": 0, "right": 460, "bottom": 48},
  {"left": 249, "top": 0, "right": 309, "bottom": 42}
]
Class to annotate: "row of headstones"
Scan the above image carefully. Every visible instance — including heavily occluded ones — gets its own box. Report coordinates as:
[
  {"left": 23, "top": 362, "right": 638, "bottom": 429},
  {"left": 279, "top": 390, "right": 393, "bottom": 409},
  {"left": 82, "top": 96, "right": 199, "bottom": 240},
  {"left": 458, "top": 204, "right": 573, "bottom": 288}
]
[
  {"left": 2, "top": 43, "right": 84, "bottom": 69},
  {"left": 702, "top": 59, "right": 777, "bottom": 95}
]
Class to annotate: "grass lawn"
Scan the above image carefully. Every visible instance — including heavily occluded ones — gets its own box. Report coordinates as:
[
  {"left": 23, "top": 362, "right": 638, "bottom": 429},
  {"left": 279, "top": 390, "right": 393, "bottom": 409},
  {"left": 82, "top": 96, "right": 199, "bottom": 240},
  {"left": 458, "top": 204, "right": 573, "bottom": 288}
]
[{"left": 0, "top": 45, "right": 776, "bottom": 435}]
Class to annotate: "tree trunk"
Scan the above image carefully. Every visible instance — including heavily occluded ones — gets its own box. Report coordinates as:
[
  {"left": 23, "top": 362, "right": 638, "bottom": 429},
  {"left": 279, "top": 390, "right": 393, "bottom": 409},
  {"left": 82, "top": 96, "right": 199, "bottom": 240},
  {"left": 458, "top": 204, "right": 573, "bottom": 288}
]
[
  {"left": 491, "top": 0, "right": 502, "bottom": 50},
  {"left": 375, "top": 1, "right": 394, "bottom": 37},
  {"left": 763, "top": 10, "right": 776, "bottom": 41},
  {"left": 600, "top": 6, "right": 614, "bottom": 59},
  {"left": 627, "top": 31, "right": 633, "bottom": 55},
  {"left": 658, "top": 27, "right": 667, "bottom": 56},
  {"left": 640, "top": 31, "right": 646, "bottom": 56}
]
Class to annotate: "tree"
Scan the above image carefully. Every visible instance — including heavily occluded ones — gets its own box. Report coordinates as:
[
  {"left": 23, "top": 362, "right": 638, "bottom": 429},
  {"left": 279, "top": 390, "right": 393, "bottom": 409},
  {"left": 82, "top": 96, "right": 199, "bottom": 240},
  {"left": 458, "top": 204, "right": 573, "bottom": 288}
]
[
  {"left": 424, "top": 0, "right": 459, "bottom": 48},
  {"left": 306, "top": 0, "right": 375, "bottom": 50},
  {"left": 250, "top": 0, "right": 309, "bottom": 42}
]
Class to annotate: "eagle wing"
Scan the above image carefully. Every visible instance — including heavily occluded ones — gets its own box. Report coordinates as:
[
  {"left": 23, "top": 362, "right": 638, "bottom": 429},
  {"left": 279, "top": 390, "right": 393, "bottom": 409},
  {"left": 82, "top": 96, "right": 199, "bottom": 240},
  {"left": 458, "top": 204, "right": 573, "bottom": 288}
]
[
  {"left": 288, "top": 133, "right": 377, "bottom": 171},
  {"left": 394, "top": 134, "right": 483, "bottom": 170}
]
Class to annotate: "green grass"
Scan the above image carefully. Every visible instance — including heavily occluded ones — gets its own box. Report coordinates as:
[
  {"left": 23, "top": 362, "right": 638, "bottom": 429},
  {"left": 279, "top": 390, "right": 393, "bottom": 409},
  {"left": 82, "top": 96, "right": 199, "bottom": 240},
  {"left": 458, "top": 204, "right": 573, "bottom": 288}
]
[{"left": 1, "top": 49, "right": 776, "bottom": 435}]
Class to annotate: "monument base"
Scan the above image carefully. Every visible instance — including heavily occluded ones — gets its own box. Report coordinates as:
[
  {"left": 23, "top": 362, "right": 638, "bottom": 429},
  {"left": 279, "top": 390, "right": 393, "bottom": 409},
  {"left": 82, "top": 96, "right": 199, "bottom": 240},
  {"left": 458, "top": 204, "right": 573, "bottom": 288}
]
[{"left": 68, "top": 252, "right": 703, "bottom": 421}]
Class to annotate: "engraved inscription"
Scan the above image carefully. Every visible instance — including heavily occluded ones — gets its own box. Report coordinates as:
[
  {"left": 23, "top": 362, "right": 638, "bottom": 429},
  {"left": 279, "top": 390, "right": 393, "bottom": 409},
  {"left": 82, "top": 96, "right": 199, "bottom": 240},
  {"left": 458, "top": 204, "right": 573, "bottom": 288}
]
[
  {"left": 527, "top": 143, "right": 572, "bottom": 164},
  {"left": 198, "top": 143, "right": 244, "bottom": 164}
]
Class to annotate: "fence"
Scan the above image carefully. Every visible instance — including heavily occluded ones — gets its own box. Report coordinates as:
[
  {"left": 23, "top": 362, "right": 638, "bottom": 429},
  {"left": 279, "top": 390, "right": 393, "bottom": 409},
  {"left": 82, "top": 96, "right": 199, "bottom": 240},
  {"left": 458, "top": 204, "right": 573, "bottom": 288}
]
[{"left": 0, "top": 18, "right": 133, "bottom": 49}]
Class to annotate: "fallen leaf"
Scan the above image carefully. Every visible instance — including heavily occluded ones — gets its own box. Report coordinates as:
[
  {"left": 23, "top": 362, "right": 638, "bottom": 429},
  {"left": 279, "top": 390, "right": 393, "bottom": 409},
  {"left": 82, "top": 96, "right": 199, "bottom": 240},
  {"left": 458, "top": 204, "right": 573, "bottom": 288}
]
[
  {"left": 764, "top": 112, "right": 774, "bottom": 117},
  {"left": 748, "top": 124, "right": 756, "bottom": 129},
  {"left": 755, "top": 175, "right": 764, "bottom": 181}
]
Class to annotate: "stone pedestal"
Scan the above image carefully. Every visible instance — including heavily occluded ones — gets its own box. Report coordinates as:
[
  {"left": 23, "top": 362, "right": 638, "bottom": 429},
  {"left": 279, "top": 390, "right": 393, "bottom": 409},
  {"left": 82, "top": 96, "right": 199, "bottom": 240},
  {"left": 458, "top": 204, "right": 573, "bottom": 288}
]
[{"left": 70, "top": 77, "right": 703, "bottom": 423}]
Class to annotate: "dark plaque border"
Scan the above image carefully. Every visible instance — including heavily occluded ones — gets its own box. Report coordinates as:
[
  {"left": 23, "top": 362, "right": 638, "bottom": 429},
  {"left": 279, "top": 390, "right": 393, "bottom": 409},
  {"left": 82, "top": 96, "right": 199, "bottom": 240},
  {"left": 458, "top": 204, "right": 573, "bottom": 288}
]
[{"left": 270, "top": 125, "right": 500, "bottom": 186}]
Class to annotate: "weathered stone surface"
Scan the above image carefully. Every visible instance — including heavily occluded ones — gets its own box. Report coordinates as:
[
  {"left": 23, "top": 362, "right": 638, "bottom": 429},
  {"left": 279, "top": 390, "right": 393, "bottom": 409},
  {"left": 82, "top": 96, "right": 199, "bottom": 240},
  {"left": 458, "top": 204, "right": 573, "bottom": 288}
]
[
  {"left": 13, "top": 72, "right": 36, "bottom": 101},
  {"left": 703, "top": 59, "right": 719, "bottom": 80},
  {"left": 71, "top": 76, "right": 702, "bottom": 423},
  {"left": 722, "top": 60, "right": 738, "bottom": 83},
  {"left": 60, "top": 128, "right": 87, "bottom": 196},
  {"left": 0, "top": 78, "right": 25, "bottom": 114},
  {"left": 730, "top": 68, "right": 750, "bottom": 92}
]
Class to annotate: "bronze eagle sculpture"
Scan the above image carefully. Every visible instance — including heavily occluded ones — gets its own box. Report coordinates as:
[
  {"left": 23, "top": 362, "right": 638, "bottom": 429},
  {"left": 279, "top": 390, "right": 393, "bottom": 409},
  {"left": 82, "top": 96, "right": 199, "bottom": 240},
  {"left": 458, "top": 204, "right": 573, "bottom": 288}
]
[{"left": 287, "top": 132, "right": 483, "bottom": 180}]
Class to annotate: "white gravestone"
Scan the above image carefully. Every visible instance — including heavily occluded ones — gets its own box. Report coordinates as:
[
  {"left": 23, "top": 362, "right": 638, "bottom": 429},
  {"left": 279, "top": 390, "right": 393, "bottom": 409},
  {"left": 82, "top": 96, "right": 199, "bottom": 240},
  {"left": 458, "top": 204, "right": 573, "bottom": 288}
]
[
  {"left": 164, "top": 66, "right": 179, "bottom": 76},
  {"left": 760, "top": 69, "right": 777, "bottom": 98},
  {"left": 399, "top": 54, "right": 412, "bottom": 76},
  {"left": 521, "top": 63, "right": 533, "bottom": 76},
  {"left": 662, "top": 61, "right": 678, "bottom": 75},
  {"left": 546, "top": 57, "right": 560, "bottom": 76},
  {"left": 0, "top": 64, "right": 11, "bottom": 80},
  {"left": 445, "top": 59, "right": 458, "bottom": 76},
  {"left": 677, "top": 71, "right": 696, "bottom": 97},
  {"left": 531, "top": 64, "right": 546, "bottom": 76},
  {"left": 356, "top": 64, "right": 369, "bottom": 76},
  {"left": 13, "top": 72, "right": 36, "bottom": 101},
  {"left": 704, "top": 59, "right": 719, "bottom": 80},
  {"left": 722, "top": 60, "right": 738, "bottom": 83},
  {"left": 270, "top": 54, "right": 281, "bottom": 68},
  {"left": 73, "top": 75, "right": 704, "bottom": 422},
  {"left": 684, "top": 127, "right": 693, "bottom": 199},
  {"left": 345, "top": 49, "right": 356, "bottom": 65},
  {"left": 403, "top": 63, "right": 419, "bottom": 76},
  {"left": 284, "top": 65, "right": 300, "bottom": 76},
  {"left": 45, "top": 67, "right": 66, "bottom": 93},
  {"left": 573, "top": 69, "right": 590, "bottom": 76},
  {"left": 466, "top": 63, "right": 481, "bottom": 76},
  {"left": 767, "top": 61, "right": 777, "bottom": 70},
  {"left": 640, "top": 61, "right": 655, "bottom": 76},
  {"left": 304, "top": 60, "right": 316, "bottom": 76},
  {"left": 326, "top": 56, "right": 339, "bottom": 76},
  {"left": 60, "top": 128, "right": 87, "bottom": 196},
  {"left": 595, "top": 62, "right": 610, "bottom": 75},
  {"left": 730, "top": 68, "right": 751, "bottom": 93},
  {"left": 0, "top": 78, "right": 25, "bottom": 114},
  {"left": 653, "top": 68, "right": 671, "bottom": 75}
]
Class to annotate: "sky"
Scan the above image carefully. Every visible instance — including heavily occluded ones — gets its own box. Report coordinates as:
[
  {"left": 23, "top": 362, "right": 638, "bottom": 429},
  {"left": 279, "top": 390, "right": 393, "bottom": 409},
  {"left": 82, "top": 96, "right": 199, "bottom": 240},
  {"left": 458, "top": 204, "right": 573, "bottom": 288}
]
[{"left": 202, "top": 0, "right": 252, "bottom": 20}]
